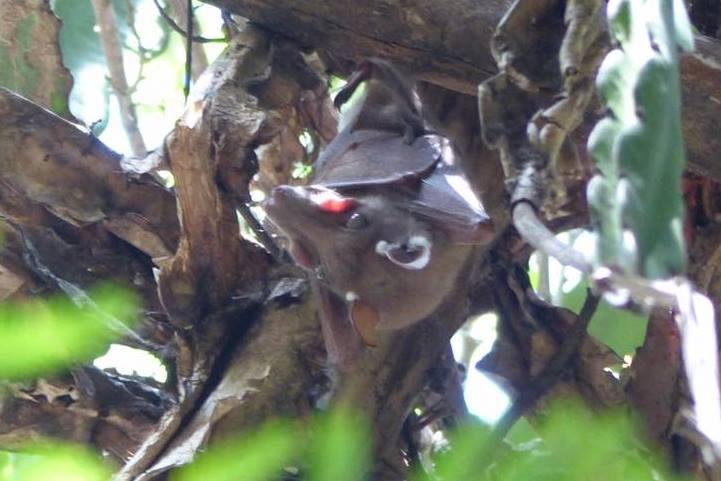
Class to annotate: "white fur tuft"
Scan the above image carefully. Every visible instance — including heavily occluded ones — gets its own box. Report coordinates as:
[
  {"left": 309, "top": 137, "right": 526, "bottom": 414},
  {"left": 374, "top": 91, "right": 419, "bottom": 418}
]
[{"left": 403, "top": 236, "right": 431, "bottom": 270}]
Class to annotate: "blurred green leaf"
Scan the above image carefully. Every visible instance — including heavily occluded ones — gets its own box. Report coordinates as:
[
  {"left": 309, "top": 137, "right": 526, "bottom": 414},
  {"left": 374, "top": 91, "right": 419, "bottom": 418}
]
[
  {"left": 0, "top": 443, "right": 110, "bottom": 481},
  {"left": 0, "top": 452, "right": 11, "bottom": 477},
  {"left": 493, "top": 401, "right": 680, "bottom": 481},
  {"left": 174, "top": 421, "right": 297, "bottom": 481},
  {"left": 51, "top": 0, "right": 115, "bottom": 127},
  {"left": 308, "top": 408, "right": 371, "bottom": 481},
  {"left": 425, "top": 400, "right": 685, "bottom": 481},
  {"left": 0, "top": 283, "right": 138, "bottom": 380},
  {"left": 51, "top": 0, "right": 106, "bottom": 72},
  {"left": 292, "top": 162, "right": 313, "bottom": 180},
  {"left": 505, "top": 417, "right": 537, "bottom": 446},
  {"left": 431, "top": 420, "right": 492, "bottom": 481},
  {"left": 530, "top": 401, "right": 666, "bottom": 481}
]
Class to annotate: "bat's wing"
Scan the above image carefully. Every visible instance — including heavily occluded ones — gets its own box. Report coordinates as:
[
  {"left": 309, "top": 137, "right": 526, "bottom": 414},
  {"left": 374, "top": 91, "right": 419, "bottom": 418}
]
[
  {"left": 401, "top": 162, "right": 495, "bottom": 245},
  {"left": 312, "top": 130, "right": 440, "bottom": 188},
  {"left": 312, "top": 128, "right": 494, "bottom": 244}
]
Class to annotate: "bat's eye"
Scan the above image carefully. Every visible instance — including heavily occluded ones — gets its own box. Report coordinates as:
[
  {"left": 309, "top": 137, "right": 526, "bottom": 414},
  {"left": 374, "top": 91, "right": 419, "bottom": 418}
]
[
  {"left": 346, "top": 212, "right": 369, "bottom": 229},
  {"left": 375, "top": 236, "right": 431, "bottom": 270}
]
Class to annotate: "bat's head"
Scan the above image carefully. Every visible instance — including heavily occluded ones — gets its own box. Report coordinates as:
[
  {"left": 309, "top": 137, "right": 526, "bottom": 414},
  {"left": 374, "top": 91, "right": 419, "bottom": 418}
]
[{"left": 265, "top": 185, "right": 474, "bottom": 336}]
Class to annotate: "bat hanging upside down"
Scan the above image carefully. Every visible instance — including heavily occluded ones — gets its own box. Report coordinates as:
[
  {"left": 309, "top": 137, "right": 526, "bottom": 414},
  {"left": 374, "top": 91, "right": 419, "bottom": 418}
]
[{"left": 264, "top": 59, "right": 494, "bottom": 368}]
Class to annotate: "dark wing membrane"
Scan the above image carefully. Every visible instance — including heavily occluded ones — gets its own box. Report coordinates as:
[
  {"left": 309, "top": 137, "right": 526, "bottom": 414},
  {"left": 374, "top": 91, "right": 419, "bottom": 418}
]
[
  {"left": 401, "top": 163, "right": 495, "bottom": 245},
  {"left": 312, "top": 130, "right": 441, "bottom": 189}
]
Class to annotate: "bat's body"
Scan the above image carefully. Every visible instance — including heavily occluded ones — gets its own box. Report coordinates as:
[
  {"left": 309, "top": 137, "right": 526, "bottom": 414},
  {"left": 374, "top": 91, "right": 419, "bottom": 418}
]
[{"left": 264, "top": 59, "right": 493, "bottom": 366}]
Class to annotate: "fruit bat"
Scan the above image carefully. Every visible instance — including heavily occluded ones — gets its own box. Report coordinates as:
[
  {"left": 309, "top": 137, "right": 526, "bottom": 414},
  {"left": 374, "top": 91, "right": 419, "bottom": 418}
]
[{"left": 264, "top": 59, "right": 494, "bottom": 368}]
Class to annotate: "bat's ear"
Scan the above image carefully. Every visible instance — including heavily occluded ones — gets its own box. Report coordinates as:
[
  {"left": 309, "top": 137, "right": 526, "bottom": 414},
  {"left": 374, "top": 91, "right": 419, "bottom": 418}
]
[
  {"left": 409, "top": 161, "right": 497, "bottom": 246},
  {"left": 376, "top": 236, "right": 432, "bottom": 270},
  {"left": 441, "top": 219, "right": 496, "bottom": 245},
  {"left": 333, "top": 61, "right": 373, "bottom": 110}
]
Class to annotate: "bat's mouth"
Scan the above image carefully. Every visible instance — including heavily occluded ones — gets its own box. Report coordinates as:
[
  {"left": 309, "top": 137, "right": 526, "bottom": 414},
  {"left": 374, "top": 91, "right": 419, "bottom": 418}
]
[{"left": 288, "top": 239, "right": 318, "bottom": 270}]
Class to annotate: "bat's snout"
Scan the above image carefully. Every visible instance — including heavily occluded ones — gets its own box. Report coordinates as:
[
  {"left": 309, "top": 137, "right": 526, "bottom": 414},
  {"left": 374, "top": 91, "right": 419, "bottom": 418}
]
[
  {"left": 265, "top": 185, "right": 312, "bottom": 218},
  {"left": 268, "top": 185, "right": 307, "bottom": 205}
]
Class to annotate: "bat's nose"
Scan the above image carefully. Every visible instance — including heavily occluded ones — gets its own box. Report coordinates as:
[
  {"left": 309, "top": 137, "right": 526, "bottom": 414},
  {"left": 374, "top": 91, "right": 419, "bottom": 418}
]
[{"left": 266, "top": 185, "right": 306, "bottom": 209}]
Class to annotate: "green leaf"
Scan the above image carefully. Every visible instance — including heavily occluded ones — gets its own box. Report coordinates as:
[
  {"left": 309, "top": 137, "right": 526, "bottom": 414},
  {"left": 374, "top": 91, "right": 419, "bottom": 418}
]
[
  {"left": 1, "top": 443, "right": 110, "bottom": 481},
  {"left": 51, "top": 0, "right": 110, "bottom": 125},
  {"left": 174, "top": 421, "right": 297, "bottom": 481},
  {"left": 607, "top": 0, "right": 632, "bottom": 45},
  {"left": 537, "top": 402, "right": 651, "bottom": 481},
  {"left": 490, "top": 400, "right": 682, "bottom": 481},
  {"left": 431, "top": 420, "right": 493, "bottom": 481},
  {"left": 308, "top": 408, "right": 371, "bottom": 481},
  {"left": 505, "top": 417, "right": 538, "bottom": 446},
  {"left": 0, "top": 284, "right": 138, "bottom": 380}
]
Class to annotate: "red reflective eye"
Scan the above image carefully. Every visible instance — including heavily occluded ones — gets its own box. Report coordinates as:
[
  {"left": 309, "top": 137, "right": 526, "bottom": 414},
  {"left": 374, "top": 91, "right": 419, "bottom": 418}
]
[{"left": 310, "top": 190, "right": 356, "bottom": 213}]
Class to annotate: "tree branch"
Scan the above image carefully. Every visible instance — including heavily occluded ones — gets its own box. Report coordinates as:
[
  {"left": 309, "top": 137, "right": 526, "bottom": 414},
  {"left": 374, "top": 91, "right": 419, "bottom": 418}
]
[
  {"left": 489, "top": 290, "right": 600, "bottom": 446},
  {"left": 200, "top": 0, "right": 721, "bottom": 183},
  {"left": 152, "top": 0, "right": 226, "bottom": 43},
  {"left": 91, "top": 0, "right": 147, "bottom": 155}
]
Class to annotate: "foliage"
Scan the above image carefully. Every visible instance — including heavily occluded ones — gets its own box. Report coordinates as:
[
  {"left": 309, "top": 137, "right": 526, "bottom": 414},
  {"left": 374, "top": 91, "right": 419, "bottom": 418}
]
[
  {"left": 51, "top": 0, "right": 130, "bottom": 133},
  {"left": 0, "top": 283, "right": 138, "bottom": 380},
  {"left": 0, "top": 444, "right": 110, "bottom": 481},
  {"left": 0, "top": 283, "right": 679, "bottom": 481},
  {"left": 587, "top": 0, "right": 693, "bottom": 279},
  {"left": 486, "top": 402, "right": 676, "bottom": 481},
  {"left": 173, "top": 422, "right": 298, "bottom": 481},
  {"left": 306, "top": 408, "right": 371, "bottom": 481},
  {"left": 0, "top": 398, "right": 687, "bottom": 481},
  {"left": 51, "top": 0, "right": 222, "bottom": 152},
  {"left": 529, "top": 246, "right": 647, "bottom": 358}
]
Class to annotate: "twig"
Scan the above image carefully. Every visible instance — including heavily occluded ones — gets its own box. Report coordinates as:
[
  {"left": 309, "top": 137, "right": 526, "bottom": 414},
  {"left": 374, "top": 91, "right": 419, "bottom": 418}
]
[
  {"left": 512, "top": 201, "right": 588, "bottom": 273},
  {"left": 512, "top": 198, "right": 721, "bottom": 461},
  {"left": 184, "top": 0, "right": 193, "bottom": 99},
  {"left": 488, "top": 290, "right": 600, "bottom": 445},
  {"left": 512, "top": 201, "right": 679, "bottom": 308},
  {"left": 236, "top": 203, "right": 285, "bottom": 262},
  {"left": 536, "top": 250, "right": 551, "bottom": 301},
  {"left": 151, "top": 0, "right": 225, "bottom": 43},
  {"left": 124, "top": 0, "right": 171, "bottom": 93},
  {"left": 167, "top": 0, "right": 209, "bottom": 80},
  {"left": 91, "top": 0, "right": 147, "bottom": 156}
]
